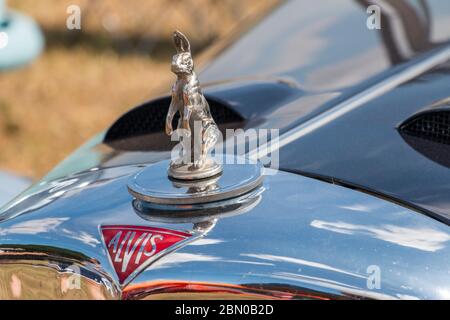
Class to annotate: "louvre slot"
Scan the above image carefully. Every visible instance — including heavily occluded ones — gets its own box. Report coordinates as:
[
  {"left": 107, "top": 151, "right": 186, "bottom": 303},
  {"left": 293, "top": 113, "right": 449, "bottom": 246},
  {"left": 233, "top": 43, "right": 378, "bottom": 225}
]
[
  {"left": 400, "top": 110, "right": 450, "bottom": 145},
  {"left": 104, "top": 96, "right": 244, "bottom": 143}
]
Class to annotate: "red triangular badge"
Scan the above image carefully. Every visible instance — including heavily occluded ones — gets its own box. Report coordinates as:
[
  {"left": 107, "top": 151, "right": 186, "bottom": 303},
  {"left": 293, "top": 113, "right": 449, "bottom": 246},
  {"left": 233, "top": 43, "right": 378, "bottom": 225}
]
[{"left": 101, "top": 225, "right": 192, "bottom": 285}]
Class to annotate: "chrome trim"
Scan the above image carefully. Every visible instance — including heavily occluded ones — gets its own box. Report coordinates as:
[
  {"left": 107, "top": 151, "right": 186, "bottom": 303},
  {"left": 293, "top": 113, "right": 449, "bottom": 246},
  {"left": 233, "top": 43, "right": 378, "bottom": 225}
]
[
  {"left": 133, "top": 186, "right": 263, "bottom": 224},
  {"left": 127, "top": 159, "right": 264, "bottom": 205},
  {"left": 248, "top": 45, "right": 450, "bottom": 160},
  {"left": 99, "top": 224, "right": 204, "bottom": 287}
]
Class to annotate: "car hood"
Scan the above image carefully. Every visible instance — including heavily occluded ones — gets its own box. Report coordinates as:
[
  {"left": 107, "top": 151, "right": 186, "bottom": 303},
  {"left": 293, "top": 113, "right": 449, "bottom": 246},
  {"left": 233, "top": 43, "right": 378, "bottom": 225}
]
[
  {"left": 0, "top": 0, "right": 450, "bottom": 300},
  {"left": 102, "top": 0, "right": 450, "bottom": 222}
]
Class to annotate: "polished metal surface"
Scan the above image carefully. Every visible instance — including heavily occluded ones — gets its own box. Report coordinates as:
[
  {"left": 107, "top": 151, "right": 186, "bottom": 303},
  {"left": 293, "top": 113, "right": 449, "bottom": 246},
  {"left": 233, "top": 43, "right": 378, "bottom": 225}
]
[
  {"left": 1, "top": 163, "right": 449, "bottom": 299},
  {"left": 100, "top": 224, "right": 205, "bottom": 287},
  {"left": 278, "top": 64, "right": 450, "bottom": 223},
  {"left": 127, "top": 158, "right": 264, "bottom": 205},
  {"left": 248, "top": 44, "right": 450, "bottom": 160},
  {"left": 93, "top": 0, "right": 450, "bottom": 220},
  {"left": 202, "top": 0, "right": 450, "bottom": 89},
  {"left": 133, "top": 186, "right": 263, "bottom": 224},
  {"left": 0, "top": 259, "right": 119, "bottom": 299},
  {"left": 166, "top": 31, "right": 222, "bottom": 180},
  {"left": 2, "top": 0, "right": 450, "bottom": 300}
]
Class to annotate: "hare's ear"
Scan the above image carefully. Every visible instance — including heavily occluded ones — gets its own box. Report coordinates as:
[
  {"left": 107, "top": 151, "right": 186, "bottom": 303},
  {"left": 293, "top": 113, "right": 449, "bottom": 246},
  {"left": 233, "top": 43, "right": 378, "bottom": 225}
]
[{"left": 173, "top": 30, "right": 191, "bottom": 53}]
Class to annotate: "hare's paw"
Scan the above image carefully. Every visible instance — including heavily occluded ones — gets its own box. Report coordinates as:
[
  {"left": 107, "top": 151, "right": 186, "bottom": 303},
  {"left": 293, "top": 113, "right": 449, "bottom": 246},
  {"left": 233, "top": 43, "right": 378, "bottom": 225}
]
[
  {"left": 193, "top": 159, "right": 205, "bottom": 169},
  {"left": 165, "top": 123, "right": 173, "bottom": 136}
]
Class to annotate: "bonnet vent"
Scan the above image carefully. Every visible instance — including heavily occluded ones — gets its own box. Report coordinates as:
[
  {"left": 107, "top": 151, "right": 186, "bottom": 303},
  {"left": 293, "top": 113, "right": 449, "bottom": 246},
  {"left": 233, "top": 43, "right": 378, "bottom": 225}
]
[
  {"left": 399, "top": 104, "right": 450, "bottom": 168},
  {"left": 104, "top": 96, "right": 245, "bottom": 151},
  {"left": 399, "top": 109, "right": 450, "bottom": 145}
]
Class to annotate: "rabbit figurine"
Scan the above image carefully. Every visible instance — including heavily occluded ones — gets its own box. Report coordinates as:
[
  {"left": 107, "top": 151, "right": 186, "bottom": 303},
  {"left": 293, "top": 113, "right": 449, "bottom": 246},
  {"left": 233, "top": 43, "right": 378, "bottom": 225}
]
[{"left": 165, "top": 30, "right": 222, "bottom": 180}]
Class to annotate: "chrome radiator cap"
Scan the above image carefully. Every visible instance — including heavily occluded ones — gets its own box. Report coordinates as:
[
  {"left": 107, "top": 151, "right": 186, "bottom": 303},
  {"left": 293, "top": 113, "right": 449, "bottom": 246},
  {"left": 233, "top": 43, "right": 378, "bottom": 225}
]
[{"left": 127, "top": 157, "right": 264, "bottom": 206}]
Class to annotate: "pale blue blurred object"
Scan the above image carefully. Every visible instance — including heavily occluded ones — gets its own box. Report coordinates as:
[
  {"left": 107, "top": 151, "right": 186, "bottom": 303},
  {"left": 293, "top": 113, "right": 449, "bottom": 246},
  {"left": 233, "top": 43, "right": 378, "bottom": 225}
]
[
  {"left": 0, "top": 0, "right": 44, "bottom": 70},
  {"left": 0, "top": 171, "right": 30, "bottom": 207}
]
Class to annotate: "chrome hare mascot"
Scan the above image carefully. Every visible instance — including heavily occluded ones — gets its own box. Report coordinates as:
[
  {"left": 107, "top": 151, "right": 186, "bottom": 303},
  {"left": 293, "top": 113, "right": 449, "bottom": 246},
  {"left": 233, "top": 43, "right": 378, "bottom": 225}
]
[{"left": 165, "top": 30, "right": 222, "bottom": 180}]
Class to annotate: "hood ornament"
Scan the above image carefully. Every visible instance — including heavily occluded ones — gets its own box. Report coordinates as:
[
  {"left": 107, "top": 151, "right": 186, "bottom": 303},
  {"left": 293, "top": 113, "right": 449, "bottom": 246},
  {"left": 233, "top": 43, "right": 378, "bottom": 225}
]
[
  {"left": 127, "top": 31, "right": 264, "bottom": 209},
  {"left": 166, "top": 30, "right": 222, "bottom": 180}
]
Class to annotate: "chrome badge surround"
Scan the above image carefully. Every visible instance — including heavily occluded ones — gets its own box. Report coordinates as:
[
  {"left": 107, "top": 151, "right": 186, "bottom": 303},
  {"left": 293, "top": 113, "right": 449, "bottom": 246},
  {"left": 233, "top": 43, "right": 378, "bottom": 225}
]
[{"left": 100, "top": 224, "right": 204, "bottom": 287}]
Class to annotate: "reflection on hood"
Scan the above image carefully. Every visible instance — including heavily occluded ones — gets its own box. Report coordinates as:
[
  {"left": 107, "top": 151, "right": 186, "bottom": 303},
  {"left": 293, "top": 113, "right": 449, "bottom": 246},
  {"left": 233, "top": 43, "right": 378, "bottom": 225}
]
[
  {"left": 311, "top": 220, "right": 450, "bottom": 252},
  {"left": 0, "top": 217, "right": 68, "bottom": 235}
]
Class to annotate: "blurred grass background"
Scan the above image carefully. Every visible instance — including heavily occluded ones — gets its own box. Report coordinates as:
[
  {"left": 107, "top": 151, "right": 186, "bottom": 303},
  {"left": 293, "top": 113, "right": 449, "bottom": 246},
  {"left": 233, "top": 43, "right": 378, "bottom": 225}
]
[{"left": 0, "top": 0, "right": 278, "bottom": 178}]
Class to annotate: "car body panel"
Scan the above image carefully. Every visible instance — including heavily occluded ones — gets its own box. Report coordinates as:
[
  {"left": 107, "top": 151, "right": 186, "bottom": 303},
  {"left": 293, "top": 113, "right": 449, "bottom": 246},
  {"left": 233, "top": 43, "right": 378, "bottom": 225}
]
[
  {"left": 279, "top": 65, "right": 450, "bottom": 223},
  {"left": 0, "top": 164, "right": 449, "bottom": 299},
  {"left": 0, "top": 0, "right": 450, "bottom": 299}
]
